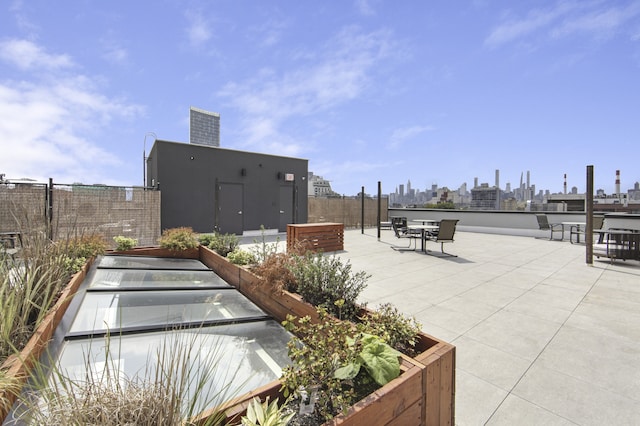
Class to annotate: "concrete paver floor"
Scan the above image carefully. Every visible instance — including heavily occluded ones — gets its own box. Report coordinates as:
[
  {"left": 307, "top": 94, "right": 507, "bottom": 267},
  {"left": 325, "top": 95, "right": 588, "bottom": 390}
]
[
  {"left": 242, "top": 228, "right": 640, "bottom": 425},
  {"left": 335, "top": 229, "right": 640, "bottom": 426}
]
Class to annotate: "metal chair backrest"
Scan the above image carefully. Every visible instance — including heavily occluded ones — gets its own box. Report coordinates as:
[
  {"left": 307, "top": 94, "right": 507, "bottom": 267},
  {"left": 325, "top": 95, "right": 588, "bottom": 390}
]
[
  {"left": 593, "top": 216, "right": 605, "bottom": 230},
  {"left": 436, "top": 219, "right": 458, "bottom": 241},
  {"left": 536, "top": 214, "right": 550, "bottom": 230},
  {"left": 391, "top": 217, "right": 408, "bottom": 237}
]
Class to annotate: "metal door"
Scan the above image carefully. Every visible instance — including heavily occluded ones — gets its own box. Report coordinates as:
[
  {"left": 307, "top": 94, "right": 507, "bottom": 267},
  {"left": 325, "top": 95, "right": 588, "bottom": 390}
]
[
  {"left": 279, "top": 185, "right": 294, "bottom": 232},
  {"left": 217, "top": 183, "right": 244, "bottom": 234}
]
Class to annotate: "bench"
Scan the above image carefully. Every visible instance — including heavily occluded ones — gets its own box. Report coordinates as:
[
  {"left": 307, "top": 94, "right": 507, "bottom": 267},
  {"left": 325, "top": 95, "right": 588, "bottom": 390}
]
[{"left": 287, "top": 223, "right": 344, "bottom": 253}]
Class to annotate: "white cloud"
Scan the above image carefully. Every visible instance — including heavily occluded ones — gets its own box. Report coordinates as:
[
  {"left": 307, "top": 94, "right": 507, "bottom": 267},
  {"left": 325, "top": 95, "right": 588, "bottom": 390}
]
[
  {"left": 0, "top": 38, "right": 74, "bottom": 70},
  {"left": 388, "top": 125, "right": 434, "bottom": 149},
  {"left": 101, "top": 39, "right": 129, "bottom": 65},
  {"left": 355, "top": 0, "right": 377, "bottom": 16},
  {"left": 485, "top": 2, "right": 640, "bottom": 48},
  {"left": 249, "top": 18, "right": 288, "bottom": 47},
  {"left": 551, "top": 3, "right": 640, "bottom": 40},
  {"left": 0, "top": 40, "right": 143, "bottom": 184},
  {"left": 185, "top": 9, "right": 212, "bottom": 47},
  {"left": 218, "top": 27, "right": 395, "bottom": 152}
]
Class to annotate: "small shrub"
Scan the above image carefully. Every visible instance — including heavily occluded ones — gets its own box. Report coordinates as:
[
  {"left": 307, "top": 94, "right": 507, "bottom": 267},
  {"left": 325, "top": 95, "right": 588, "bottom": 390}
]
[
  {"left": 159, "top": 227, "right": 199, "bottom": 251},
  {"left": 288, "top": 252, "right": 370, "bottom": 321},
  {"left": 360, "top": 303, "right": 422, "bottom": 357},
  {"left": 198, "top": 233, "right": 216, "bottom": 247},
  {"left": 251, "top": 252, "right": 298, "bottom": 293},
  {"left": 113, "top": 235, "right": 138, "bottom": 251},
  {"left": 204, "top": 232, "right": 239, "bottom": 257},
  {"left": 60, "top": 254, "right": 88, "bottom": 275},
  {"left": 60, "top": 234, "right": 107, "bottom": 259},
  {"left": 226, "top": 249, "right": 256, "bottom": 266}
]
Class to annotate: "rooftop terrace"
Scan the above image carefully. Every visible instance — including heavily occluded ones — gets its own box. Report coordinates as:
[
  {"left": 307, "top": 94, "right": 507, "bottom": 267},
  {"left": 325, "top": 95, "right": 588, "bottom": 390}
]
[{"left": 304, "top": 228, "right": 639, "bottom": 425}]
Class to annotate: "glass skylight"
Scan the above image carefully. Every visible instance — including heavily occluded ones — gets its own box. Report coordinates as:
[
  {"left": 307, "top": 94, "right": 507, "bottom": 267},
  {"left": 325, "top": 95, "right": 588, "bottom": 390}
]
[
  {"left": 87, "top": 269, "right": 231, "bottom": 289},
  {"left": 68, "top": 289, "right": 268, "bottom": 335}
]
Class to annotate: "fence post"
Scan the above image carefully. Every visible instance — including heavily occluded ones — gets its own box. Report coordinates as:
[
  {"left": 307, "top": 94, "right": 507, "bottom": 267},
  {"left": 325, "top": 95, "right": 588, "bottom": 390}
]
[
  {"left": 48, "top": 178, "right": 54, "bottom": 240},
  {"left": 377, "top": 181, "right": 381, "bottom": 239},
  {"left": 586, "top": 165, "right": 594, "bottom": 265},
  {"left": 361, "top": 186, "right": 365, "bottom": 234}
]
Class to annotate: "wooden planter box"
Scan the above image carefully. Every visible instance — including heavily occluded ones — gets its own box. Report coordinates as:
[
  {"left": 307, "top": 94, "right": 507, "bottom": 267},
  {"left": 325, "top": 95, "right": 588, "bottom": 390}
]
[
  {"left": 0, "top": 260, "right": 92, "bottom": 421},
  {"left": 199, "top": 246, "right": 456, "bottom": 425},
  {"left": 287, "top": 223, "right": 344, "bottom": 253}
]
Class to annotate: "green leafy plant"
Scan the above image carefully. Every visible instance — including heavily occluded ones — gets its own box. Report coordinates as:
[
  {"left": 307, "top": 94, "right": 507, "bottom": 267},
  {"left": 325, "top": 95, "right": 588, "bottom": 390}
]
[
  {"left": 334, "top": 333, "right": 401, "bottom": 387},
  {"left": 159, "top": 227, "right": 199, "bottom": 251},
  {"left": 359, "top": 303, "right": 422, "bottom": 357},
  {"left": 288, "top": 252, "right": 370, "bottom": 321},
  {"left": 241, "top": 397, "right": 295, "bottom": 426},
  {"left": 201, "top": 232, "right": 239, "bottom": 257},
  {"left": 113, "top": 235, "right": 138, "bottom": 251},
  {"left": 226, "top": 248, "right": 256, "bottom": 265},
  {"left": 281, "top": 307, "right": 400, "bottom": 422}
]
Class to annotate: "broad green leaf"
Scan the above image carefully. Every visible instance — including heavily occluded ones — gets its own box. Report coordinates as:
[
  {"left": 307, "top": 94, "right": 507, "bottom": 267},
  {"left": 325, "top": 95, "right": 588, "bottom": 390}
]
[
  {"left": 334, "top": 362, "right": 361, "bottom": 380},
  {"left": 360, "top": 341, "right": 401, "bottom": 386}
]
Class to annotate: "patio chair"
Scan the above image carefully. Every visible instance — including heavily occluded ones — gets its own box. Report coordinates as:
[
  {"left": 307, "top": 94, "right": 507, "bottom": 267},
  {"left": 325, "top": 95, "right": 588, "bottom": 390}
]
[
  {"left": 391, "top": 217, "right": 421, "bottom": 251},
  {"left": 536, "top": 214, "right": 563, "bottom": 240},
  {"left": 424, "top": 219, "right": 459, "bottom": 257},
  {"left": 570, "top": 215, "right": 604, "bottom": 244}
]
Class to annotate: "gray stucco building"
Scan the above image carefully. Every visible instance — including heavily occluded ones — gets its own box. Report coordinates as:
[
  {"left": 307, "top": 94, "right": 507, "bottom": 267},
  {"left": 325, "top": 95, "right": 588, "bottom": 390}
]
[{"left": 146, "top": 140, "right": 308, "bottom": 234}]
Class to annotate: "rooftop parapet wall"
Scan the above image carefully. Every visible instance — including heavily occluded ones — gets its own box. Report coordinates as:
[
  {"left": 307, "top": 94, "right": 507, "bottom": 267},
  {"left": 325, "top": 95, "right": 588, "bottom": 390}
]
[{"left": 388, "top": 208, "right": 640, "bottom": 237}]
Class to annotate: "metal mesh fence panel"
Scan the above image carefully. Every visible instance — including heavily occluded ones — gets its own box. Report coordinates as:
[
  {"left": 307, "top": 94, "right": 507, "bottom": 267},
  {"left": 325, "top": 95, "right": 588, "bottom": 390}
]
[
  {"left": 0, "top": 183, "right": 48, "bottom": 235},
  {"left": 307, "top": 197, "right": 388, "bottom": 228},
  {"left": 50, "top": 184, "right": 161, "bottom": 246}
]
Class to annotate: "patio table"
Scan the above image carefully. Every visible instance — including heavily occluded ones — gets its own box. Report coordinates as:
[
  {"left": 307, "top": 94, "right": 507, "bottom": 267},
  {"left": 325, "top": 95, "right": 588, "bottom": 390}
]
[
  {"left": 411, "top": 219, "right": 440, "bottom": 226},
  {"left": 408, "top": 224, "right": 440, "bottom": 252}
]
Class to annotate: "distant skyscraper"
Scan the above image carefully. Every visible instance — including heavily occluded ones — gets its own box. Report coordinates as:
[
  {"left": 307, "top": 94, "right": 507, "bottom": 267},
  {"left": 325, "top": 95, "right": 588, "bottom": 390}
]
[
  {"left": 495, "top": 169, "right": 500, "bottom": 189},
  {"left": 190, "top": 107, "right": 220, "bottom": 147}
]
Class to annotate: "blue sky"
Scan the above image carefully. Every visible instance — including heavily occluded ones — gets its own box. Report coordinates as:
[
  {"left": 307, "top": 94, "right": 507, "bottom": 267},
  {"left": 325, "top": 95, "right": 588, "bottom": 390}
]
[{"left": 1, "top": 1, "right": 639, "bottom": 196}]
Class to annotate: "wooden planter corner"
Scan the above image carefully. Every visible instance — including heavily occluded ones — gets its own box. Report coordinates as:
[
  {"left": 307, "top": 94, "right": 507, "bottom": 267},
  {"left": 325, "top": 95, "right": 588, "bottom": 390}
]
[{"left": 0, "top": 260, "right": 92, "bottom": 422}]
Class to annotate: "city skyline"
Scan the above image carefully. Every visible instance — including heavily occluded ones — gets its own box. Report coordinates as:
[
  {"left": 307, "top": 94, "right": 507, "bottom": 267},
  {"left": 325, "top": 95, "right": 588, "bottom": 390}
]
[
  {"left": 387, "top": 167, "right": 638, "bottom": 198},
  {"left": 1, "top": 2, "right": 639, "bottom": 195}
]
